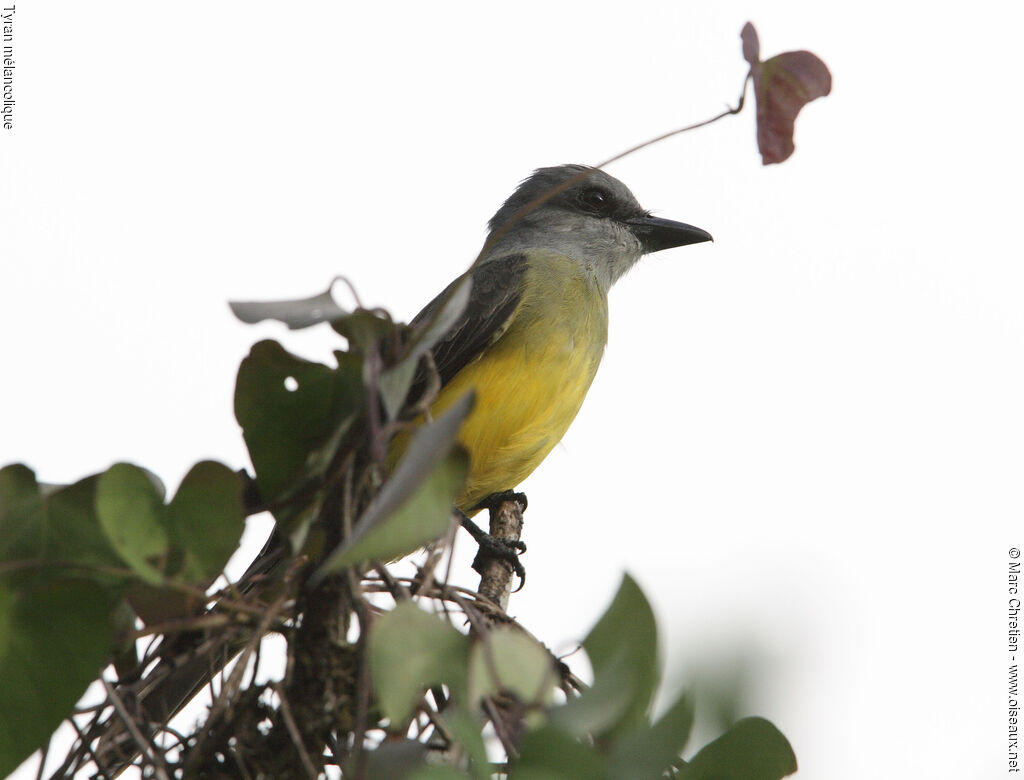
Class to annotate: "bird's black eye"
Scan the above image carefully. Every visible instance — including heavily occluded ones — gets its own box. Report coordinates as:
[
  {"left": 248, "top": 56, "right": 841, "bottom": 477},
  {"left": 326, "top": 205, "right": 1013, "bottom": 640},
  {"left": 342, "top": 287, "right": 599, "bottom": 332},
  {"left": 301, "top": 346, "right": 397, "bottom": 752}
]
[{"left": 579, "top": 187, "right": 611, "bottom": 213}]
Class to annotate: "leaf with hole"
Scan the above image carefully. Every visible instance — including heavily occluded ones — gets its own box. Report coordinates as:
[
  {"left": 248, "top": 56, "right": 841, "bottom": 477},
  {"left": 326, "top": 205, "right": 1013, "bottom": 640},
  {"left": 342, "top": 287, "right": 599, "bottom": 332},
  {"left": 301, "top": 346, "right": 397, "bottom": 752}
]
[{"left": 235, "top": 340, "right": 363, "bottom": 510}]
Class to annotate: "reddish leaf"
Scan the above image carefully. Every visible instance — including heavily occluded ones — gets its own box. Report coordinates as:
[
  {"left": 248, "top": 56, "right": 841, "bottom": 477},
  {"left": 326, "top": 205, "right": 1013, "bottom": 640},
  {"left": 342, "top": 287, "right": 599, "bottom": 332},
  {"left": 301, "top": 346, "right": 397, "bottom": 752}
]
[
  {"left": 741, "top": 22, "right": 760, "bottom": 68},
  {"left": 741, "top": 22, "right": 832, "bottom": 165}
]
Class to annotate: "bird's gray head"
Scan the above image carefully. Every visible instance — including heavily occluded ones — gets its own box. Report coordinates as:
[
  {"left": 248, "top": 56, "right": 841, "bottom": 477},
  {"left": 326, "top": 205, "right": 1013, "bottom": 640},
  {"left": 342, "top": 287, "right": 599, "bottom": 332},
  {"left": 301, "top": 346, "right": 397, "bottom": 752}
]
[{"left": 485, "top": 164, "right": 711, "bottom": 291}]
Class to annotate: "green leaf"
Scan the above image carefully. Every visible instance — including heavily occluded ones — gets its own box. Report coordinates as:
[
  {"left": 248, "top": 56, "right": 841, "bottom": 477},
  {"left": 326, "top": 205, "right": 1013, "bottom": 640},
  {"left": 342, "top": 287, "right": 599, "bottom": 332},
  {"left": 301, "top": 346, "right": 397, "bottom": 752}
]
[
  {"left": 234, "top": 340, "right": 363, "bottom": 509},
  {"left": 111, "top": 598, "right": 142, "bottom": 680},
  {"left": 229, "top": 283, "right": 350, "bottom": 329},
  {"left": 166, "top": 461, "right": 245, "bottom": 584},
  {"left": 312, "top": 390, "right": 473, "bottom": 583},
  {"left": 1, "top": 469, "right": 127, "bottom": 585},
  {"left": 468, "top": 626, "right": 557, "bottom": 708},
  {"left": 607, "top": 688, "right": 694, "bottom": 780},
  {"left": 377, "top": 356, "right": 419, "bottom": 421},
  {"left": 332, "top": 307, "right": 414, "bottom": 420},
  {"left": 0, "top": 464, "right": 45, "bottom": 567},
  {"left": 316, "top": 448, "right": 467, "bottom": 578},
  {"left": 368, "top": 601, "right": 470, "bottom": 725},
  {"left": 363, "top": 739, "right": 430, "bottom": 780},
  {"left": 553, "top": 574, "right": 658, "bottom": 741},
  {"left": 682, "top": 717, "right": 797, "bottom": 780},
  {"left": 39, "top": 476, "right": 126, "bottom": 579},
  {"left": 369, "top": 389, "right": 472, "bottom": 523},
  {"left": 408, "top": 767, "right": 470, "bottom": 780},
  {"left": 515, "top": 725, "right": 609, "bottom": 780},
  {"left": 96, "top": 463, "right": 169, "bottom": 585},
  {"left": 548, "top": 662, "right": 637, "bottom": 739},
  {"left": 125, "top": 580, "right": 196, "bottom": 625},
  {"left": 439, "top": 705, "right": 490, "bottom": 780},
  {"left": 0, "top": 578, "right": 116, "bottom": 778},
  {"left": 0, "top": 464, "right": 41, "bottom": 522},
  {"left": 332, "top": 308, "right": 396, "bottom": 353}
]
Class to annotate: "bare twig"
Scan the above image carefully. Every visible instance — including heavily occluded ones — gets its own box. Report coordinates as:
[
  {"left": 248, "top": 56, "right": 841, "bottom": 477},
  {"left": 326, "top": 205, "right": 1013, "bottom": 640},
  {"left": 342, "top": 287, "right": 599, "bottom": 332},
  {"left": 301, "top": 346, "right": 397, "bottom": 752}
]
[
  {"left": 232, "top": 750, "right": 257, "bottom": 780},
  {"left": 592, "top": 77, "right": 749, "bottom": 172},
  {"left": 421, "top": 700, "right": 458, "bottom": 748},
  {"left": 188, "top": 570, "right": 295, "bottom": 766},
  {"left": 330, "top": 275, "right": 367, "bottom": 311},
  {"left": 32, "top": 736, "right": 50, "bottom": 780},
  {"left": 101, "top": 679, "right": 172, "bottom": 780},
  {"left": 373, "top": 562, "right": 412, "bottom": 601},
  {"left": 482, "top": 697, "right": 520, "bottom": 760},
  {"left": 476, "top": 498, "right": 526, "bottom": 611},
  {"left": 365, "top": 344, "right": 387, "bottom": 466},
  {"left": 63, "top": 714, "right": 113, "bottom": 780},
  {"left": 271, "top": 683, "right": 320, "bottom": 780},
  {"left": 122, "top": 611, "right": 237, "bottom": 642},
  {"left": 347, "top": 569, "right": 374, "bottom": 778}
]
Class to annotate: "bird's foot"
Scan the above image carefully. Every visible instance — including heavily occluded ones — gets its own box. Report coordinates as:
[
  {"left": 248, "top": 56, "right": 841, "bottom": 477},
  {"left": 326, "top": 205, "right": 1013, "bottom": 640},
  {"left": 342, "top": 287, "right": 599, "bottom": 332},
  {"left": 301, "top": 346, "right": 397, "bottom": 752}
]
[{"left": 458, "top": 511, "right": 527, "bottom": 588}]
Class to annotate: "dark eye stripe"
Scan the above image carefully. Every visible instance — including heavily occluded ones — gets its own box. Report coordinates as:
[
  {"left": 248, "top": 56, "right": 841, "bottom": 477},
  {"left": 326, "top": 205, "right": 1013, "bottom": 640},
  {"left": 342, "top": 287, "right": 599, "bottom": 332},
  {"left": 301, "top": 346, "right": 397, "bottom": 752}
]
[{"left": 580, "top": 187, "right": 611, "bottom": 212}]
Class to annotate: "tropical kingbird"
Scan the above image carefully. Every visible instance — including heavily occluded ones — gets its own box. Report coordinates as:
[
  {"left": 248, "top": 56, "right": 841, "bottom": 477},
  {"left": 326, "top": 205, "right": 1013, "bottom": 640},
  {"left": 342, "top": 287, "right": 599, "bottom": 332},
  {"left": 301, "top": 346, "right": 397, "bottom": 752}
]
[
  {"left": 93, "top": 166, "right": 711, "bottom": 765},
  {"left": 397, "top": 164, "right": 712, "bottom": 563}
]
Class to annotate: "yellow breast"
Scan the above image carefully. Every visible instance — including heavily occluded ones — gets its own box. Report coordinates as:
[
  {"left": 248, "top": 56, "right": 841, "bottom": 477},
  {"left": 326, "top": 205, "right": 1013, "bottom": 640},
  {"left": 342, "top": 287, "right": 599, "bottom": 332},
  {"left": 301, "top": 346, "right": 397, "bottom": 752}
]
[{"left": 424, "top": 252, "right": 609, "bottom": 512}]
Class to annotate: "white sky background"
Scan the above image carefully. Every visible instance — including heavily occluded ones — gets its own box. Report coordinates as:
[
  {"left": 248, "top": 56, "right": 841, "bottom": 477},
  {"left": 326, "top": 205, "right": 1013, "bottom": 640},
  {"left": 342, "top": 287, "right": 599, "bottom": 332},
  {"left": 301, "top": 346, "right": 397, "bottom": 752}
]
[{"left": 3, "top": 1, "right": 1022, "bottom": 778}]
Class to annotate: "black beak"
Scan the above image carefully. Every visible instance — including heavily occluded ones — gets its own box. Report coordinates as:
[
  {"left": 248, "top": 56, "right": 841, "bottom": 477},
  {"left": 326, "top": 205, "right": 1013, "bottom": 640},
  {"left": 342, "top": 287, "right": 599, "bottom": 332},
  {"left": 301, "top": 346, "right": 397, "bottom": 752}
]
[{"left": 626, "top": 215, "right": 713, "bottom": 254}]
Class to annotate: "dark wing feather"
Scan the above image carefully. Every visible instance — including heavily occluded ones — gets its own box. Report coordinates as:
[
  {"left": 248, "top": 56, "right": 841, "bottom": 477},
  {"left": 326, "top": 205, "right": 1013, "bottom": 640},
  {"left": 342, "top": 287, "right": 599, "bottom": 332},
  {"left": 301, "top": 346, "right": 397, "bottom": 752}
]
[{"left": 408, "top": 253, "right": 528, "bottom": 398}]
